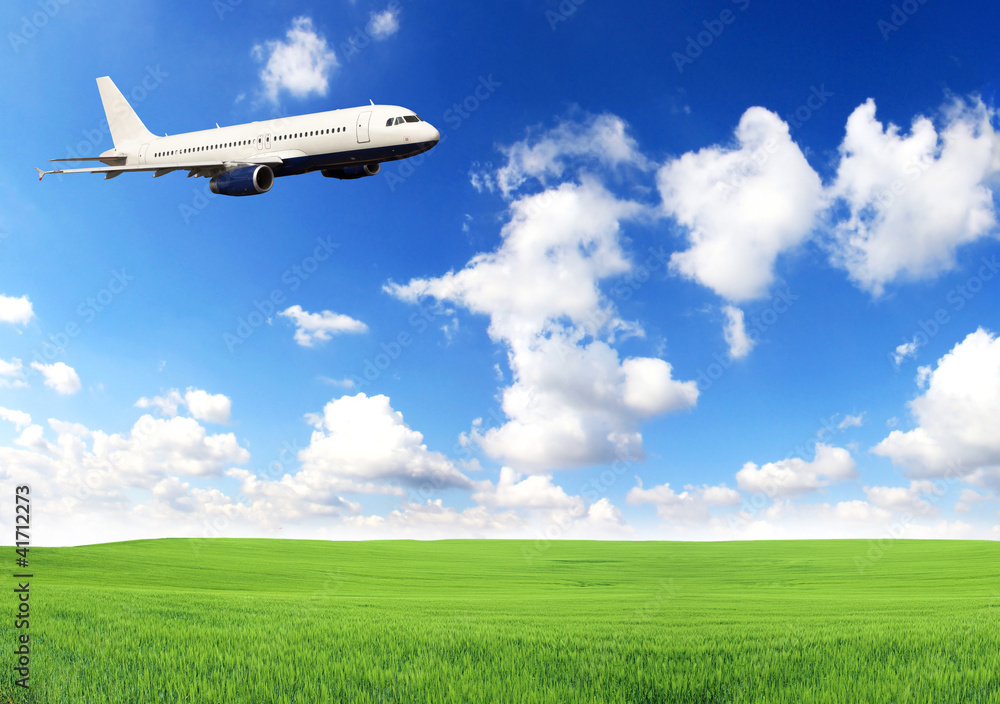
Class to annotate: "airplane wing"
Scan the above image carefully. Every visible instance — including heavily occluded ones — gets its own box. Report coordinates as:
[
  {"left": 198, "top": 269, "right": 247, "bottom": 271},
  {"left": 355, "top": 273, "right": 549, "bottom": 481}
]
[{"left": 36, "top": 156, "right": 284, "bottom": 181}]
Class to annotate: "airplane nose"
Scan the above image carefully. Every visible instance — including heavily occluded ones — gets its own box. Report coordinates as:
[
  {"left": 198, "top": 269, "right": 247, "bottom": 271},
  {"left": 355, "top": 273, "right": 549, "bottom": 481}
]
[{"left": 428, "top": 124, "right": 441, "bottom": 143}]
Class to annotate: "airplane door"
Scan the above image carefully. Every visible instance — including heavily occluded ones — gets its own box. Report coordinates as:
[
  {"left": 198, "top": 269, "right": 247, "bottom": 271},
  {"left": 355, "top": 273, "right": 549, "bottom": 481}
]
[
  {"left": 256, "top": 134, "right": 264, "bottom": 151},
  {"left": 138, "top": 143, "right": 148, "bottom": 164},
  {"left": 265, "top": 133, "right": 271, "bottom": 150},
  {"left": 357, "top": 111, "right": 372, "bottom": 144}
]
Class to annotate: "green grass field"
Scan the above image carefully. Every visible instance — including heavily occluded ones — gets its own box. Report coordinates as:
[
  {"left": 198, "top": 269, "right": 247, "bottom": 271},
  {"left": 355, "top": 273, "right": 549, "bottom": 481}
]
[{"left": 3, "top": 539, "right": 998, "bottom": 703}]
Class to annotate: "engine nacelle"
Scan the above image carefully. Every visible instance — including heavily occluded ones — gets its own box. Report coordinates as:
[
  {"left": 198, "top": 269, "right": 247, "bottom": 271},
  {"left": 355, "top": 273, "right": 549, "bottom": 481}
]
[
  {"left": 320, "top": 163, "right": 381, "bottom": 180},
  {"left": 209, "top": 165, "right": 274, "bottom": 196}
]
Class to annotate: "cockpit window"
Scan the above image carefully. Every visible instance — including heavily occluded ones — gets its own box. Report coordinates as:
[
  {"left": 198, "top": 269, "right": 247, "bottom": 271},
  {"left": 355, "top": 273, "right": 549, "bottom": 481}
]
[
  {"left": 403, "top": 115, "right": 420, "bottom": 123},
  {"left": 394, "top": 117, "right": 404, "bottom": 125},
  {"left": 386, "top": 118, "right": 393, "bottom": 127}
]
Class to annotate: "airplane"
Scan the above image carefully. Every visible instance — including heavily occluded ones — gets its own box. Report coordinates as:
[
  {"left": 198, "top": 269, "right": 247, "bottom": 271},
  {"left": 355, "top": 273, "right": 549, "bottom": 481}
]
[{"left": 36, "top": 76, "right": 440, "bottom": 195}]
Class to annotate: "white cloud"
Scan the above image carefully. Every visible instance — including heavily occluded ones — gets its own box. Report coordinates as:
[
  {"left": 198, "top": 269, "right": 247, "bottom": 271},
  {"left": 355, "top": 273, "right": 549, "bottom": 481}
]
[
  {"left": 828, "top": 499, "right": 893, "bottom": 524},
  {"left": 30, "top": 361, "right": 81, "bottom": 395},
  {"left": 367, "top": 7, "right": 400, "bottom": 39},
  {"left": 722, "top": 305, "right": 755, "bottom": 359},
  {"left": 93, "top": 415, "right": 250, "bottom": 482},
  {"left": 872, "top": 328, "right": 1000, "bottom": 480},
  {"left": 955, "top": 488, "right": 987, "bottom": 514},
  {"left": 472, "top": 466, "right": 583, "bottom": 513},
  {"left": 0, "top": 407, "right": 31, "bottom": 431},
  {"left": 376, "top": 500, "right": 523, "bottom": 537},
  {"left": 828, "top": 97, "right": 999, "bottom": 295},
  {"left": 135, "top": 389, "right": 184, "bottom": 417},
  {"left": 658, "top": 107, "right": 824, "bottom": 302},
  {"left": 627, "top": 478, "right": 740, "bottom": 523},
  {"left": 864, "top": 480, "right": 941, "bottom": 516},
  {"left": 0, "top": 357, "right": 27, "bottom": 388},
  {"left": 494, "top": 113, "right": 650, "bottom": 198},
  {"left": 388, "top": 177, "right": 696, "bottom": 471},
  {"left": 298, "top": 393, "right": 473, "bottom": 490},
  {"left": 183, "top": 388, "right": 232, "bottom": 424},
  {"left": 0, "top": 294, "right": 33, "bottom": 325},
  {"left": 837, "top": 413, "right": 864, "bottom": 430},
  {"left": 135, "top": 388, "right": 232, "bottom": 423},
  {"left": 0, "top": 412, "right": 252, "bottom": 544},
  {"left": 278, "top": 305, "right": 368, "bottom": 347},
  {"left": 735, "top": 444, "right": 858, "bottom": 498},
  {"left": 892, "top": 338, "right": 921, "bottom": 367},
  {"left": 253, "top": 17, "right": 338, "bottom": 105}
]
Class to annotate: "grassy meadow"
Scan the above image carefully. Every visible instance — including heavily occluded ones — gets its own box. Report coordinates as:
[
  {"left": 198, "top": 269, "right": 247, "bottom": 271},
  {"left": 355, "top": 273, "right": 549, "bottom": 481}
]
[{"left": 2, "top": 539, "right": 998, "bottom": 703}]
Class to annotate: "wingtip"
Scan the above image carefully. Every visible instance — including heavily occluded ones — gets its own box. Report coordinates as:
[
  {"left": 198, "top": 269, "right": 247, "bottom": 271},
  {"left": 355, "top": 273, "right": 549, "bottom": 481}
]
[{"left": 35, "top": 167, "right": 44, "bottom": 181}]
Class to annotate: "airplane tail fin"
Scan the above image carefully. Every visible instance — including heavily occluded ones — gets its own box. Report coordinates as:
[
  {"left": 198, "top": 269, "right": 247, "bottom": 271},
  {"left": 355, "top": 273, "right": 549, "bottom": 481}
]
[{"left": 96, "top": 76, "right": 156, "bottom": 147}]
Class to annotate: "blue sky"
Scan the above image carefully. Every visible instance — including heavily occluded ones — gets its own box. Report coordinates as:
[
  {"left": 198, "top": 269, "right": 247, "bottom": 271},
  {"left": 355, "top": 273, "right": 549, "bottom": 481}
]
[{"left": 2, "top": 0, "right": 1000, "bottom": 545}]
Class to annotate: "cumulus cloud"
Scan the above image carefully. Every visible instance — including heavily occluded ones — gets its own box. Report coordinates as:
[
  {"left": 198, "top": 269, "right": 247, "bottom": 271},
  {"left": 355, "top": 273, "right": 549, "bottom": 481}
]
[
  {"left": 298, "top": 393, "right": 473, "bottom": 490},
  {"left": 30, "top": 361, "right": 81, "bottom": 395},
  {"left": 955, "top": 488, "right": 987, "bottom": 514},
  {"left": 837, "top": 413, "right": 864, "bottom": 430},
  {"left": 0, "top": 412, "right": 250, "bottom": 529},
  {"left": 491, "top": 112, "right": 651, "bottom": 198},
  {"left": 135, "top": 390, "right": 184, "bottom": 417},
  {"left": 94, "top": 415, "right": 250, "bottom": 482},
  {"left": 864, "top": 480, "right": 941, "bottom": 516},
  {"left": 735, "top": 444, "right": 858, "bottom": 498},
  {"left": 183, "top": 388, "right": 232, "bottom": 424},
  {"left": 892, "top": 337, "right": 921, "bottom": 367},
  {"left": 0, "top": 407, "right": 31, "bottom": 431},
  {"left": 367, "top": 7, "right": 400, "bottom": 39},
  {"left": 872, "top": 328, "right": 1000, "bottom": 481},
  {"left": 722, "top": 305, "right": 755, "bottom": 359},
  {"left": 0, "top": 294, "right": 33, "bottom": 325},
  {"left": 828, "top": 97, "right": 999, "bottom": 295},
  {"left": 278, "top": 305, "right": 368, "bottom": 347},
  {"left": 253, "top": 17, "right": 338, "bottom": 104},
  {"left": 472, "top": 466, "right": 583, "bottom": 513},
  {"left": 627, "top": 478, "right": 740, "bottom": 524},
  {"left": 135, "top": 388, "right": 232, "bottom": 424},
  {"left": 389, "top": 176, "right": 697, "bottom": 471},
  {"left": 0, "top": 357, "right": 27, "bottom": 388},
  {"left": 658, "top": 107, "right": 824, "bottom": 302}
]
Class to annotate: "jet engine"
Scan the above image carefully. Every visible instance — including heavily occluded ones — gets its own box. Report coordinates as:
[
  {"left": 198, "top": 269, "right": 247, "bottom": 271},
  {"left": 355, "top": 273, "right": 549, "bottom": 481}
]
[{"left": 209, "top": 165, "right": 274, "bottom": 196}]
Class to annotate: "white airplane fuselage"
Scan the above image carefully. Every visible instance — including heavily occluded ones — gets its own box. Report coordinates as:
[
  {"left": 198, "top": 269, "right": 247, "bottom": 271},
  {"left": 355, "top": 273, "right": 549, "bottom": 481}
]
[
  {"left": 140, "top": 105, "right": 440, "bottom": 177},
  {"left": 38, "top": 77, "right": 440, "bottom": 195}
]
